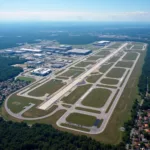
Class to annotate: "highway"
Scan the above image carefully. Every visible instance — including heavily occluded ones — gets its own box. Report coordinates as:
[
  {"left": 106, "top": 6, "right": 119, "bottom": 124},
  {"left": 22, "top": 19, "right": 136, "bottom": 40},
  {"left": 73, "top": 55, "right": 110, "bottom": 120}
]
[{"left": 39, "top": 43, "right": 128, "bottom": 110}]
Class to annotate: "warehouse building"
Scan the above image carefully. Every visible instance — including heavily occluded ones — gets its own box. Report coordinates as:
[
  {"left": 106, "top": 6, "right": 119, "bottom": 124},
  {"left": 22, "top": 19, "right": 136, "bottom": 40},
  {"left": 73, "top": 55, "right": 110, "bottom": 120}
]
[
  {"left": 20, "top": 48, "right": 42, "bottom": 53},
  {"left": 51, "top": 63, "right": 66, "bottom": 68},
  {"left": 31, "top": 68, "right": 52, "bottom": 76},
  {"left": 68, "top": 49, "right": 92, "bottom": 55},
  {"left": 60, "top": 45, "right": 72, "bottom": 50},
  {"left": 94, "top": 41, "right": 110, "bottom": 46}
]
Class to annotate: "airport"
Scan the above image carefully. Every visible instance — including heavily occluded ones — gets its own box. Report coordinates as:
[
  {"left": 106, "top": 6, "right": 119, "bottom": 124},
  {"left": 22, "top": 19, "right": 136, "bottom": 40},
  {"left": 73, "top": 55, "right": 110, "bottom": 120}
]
[{"left": 2, "top": 40, "right": 147, "bottom": 136}]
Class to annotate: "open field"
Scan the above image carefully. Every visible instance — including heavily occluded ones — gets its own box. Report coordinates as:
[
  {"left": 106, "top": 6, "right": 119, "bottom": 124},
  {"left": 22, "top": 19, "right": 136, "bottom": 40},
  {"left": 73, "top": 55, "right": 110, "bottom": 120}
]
[
  {"left": 108, "top": 56, "right": 120, "bottom": 63},
  {"left": 17, "top": 76, "right": 35, "bottom": 82},
  {"left": 123, "top": 52, "right": 138, "bottom": 60},
  {"left": 29, "top": 79, "right": 65, "bottom": 97},
  {"left": 99, "top": 63, "right": 114, "bottom": 73},
  {"left": 7, "top": 95, "right": 41, "bottom": 114},
  {"left": 101, "top": 78, "right": 119, "bottom": 85},
  {"left": 106, "top": 68, "right": 126, "bottom": 78},
  {"left": 56, "top": 76, "right": 69, "bottom": 80},
  {"left": 75, "top": 107, "right": 101, "bottom": 114},
  {"left": 86, "top": 56, "right": 102, "bottom": 61},
  {"left": 61, "top": 123, "right": 90, "bottom": 132},
  {"left": 61, "top": 84, "right": 92, "bottom": 104},
  {"left": 86, "top": 74, "right": 102, "bottom": 83},
  {"left": 107, "top": 43, "right": 123, "bottom": 49},
  {"left": 66, "top": 113, "right": 97, "bottom": 127},
  {"left": 70, "top": 67, "right": 85, "bottom": 71},
  {"left": 76, "top": 61, "right": 94, "bottom": 67},
  {"left": 97, "top": 51, "right": 110, "bottom": 56},
  {"left": 61, "top": 69, "right": 84, "bottom": 78},
  {"left": 115, "top": 61, "right": 134, "bottom": 68},
  {"left": 22, "top": 105, "right": 58, "bottom": 118},
  {"left": 82, "top": 88, "right": 112, "bottom": 108}
]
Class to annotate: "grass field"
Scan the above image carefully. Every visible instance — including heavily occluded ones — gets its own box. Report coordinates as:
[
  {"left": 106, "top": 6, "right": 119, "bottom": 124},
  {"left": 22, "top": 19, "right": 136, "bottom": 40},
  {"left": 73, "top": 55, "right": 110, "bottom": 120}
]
[
  {"left": 7, "top": 95, "right": 41, "bottom": 114},
  {"left": 60, "top": 69, "right": 84, "bottom": 78},
  {"left": 101, "top": 78, "right": 119, "bottom": 85},
  {"left": 86, "top": 74, "right": 102, "bottom": 83},
  {"left": 123, "top": 52, "right": 138, "bottom": 60},
  {"left": 99, "top": 63, "right": 114, "bottom": 73},
  {"left": 115, "top": 61, "right": 134, "bottom": 68},
  {"left": 61, "top": 123, "right": 90, "bottom": 132},
  {"left": 22, "top": 105, "right": 58, "bottom": 118},
  {"left": 75, "top": 107, "right": 100, "bottom": 114},
  {"left": 62, "top": 84, "right": 92, "bottom": 104},
  {"left": 108, "top": 56, "right": 120, "bottom": 63},
  {"left": 82, "top": 88, "right": 112, "bottom": 108},
  {"left": 106, "top": 68, "right": 126, "bottom": 78},
  {"left": 86, "top": 56, "right": 102, "bottom": 61},
  {"left": 133, "top": 43, "right": 144, "bottom": 50},
  {"left": 97, "top": 51, "right": 110, "bottom": 56},
  {"left": 17, "top": 76, "right": 35, "bottom": 82},
  {"left": 66, "top": 113, "right": 97, "bottom": 127},
  {"left": 76, "top": 61, "right": 94, "bottom": 67},
  {"left": 107, "top": 43, "right": 123, "bottom": 49},
  {"left": 56, "top": 76, "right": 69, "bottom": 80},
  {"left": 29, "top": 79, "right": 65, "bottom": 97},
  {"left": 70, "top": 67, "right": 85, "bottom": 71}
]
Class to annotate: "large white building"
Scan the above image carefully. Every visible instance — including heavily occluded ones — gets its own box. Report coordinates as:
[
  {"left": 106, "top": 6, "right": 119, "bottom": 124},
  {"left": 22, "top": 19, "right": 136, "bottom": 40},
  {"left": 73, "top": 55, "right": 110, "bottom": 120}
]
[
  {"left": 31, "top": 68, "right": 52, "bottom": 76},
  {"left": 20, "top": 48, "right": 42, "bottom": 53},
  {"left": 68, "top": 49, "right": 92, "bottom": 55},
  {"left": 94, "top": 41, "right": 110, "bottom": 46}
]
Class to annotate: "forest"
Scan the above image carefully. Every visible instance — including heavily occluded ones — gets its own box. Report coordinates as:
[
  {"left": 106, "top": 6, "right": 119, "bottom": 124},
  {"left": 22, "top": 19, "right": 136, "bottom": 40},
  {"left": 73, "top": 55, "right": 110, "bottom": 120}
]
[
  {"left": 0, "top": 56, "right": 25, "bottom": 81},
  {"left": 0, "top": 118, "right": 124, "bottom": 150}
]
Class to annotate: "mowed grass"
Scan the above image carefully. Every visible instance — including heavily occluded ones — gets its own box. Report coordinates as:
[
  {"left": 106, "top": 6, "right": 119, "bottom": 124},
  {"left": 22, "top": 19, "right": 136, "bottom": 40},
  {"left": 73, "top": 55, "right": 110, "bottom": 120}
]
[
  {"left": 123, "top": 52, "right": 138, "bottom": 60},
  {"left": 106, "top": 68, "right": 126, "bottom": 78},
  {"left": 97, "top": 51, "right": 110, "bottom": 56},
  {"left": 66, "top": 113, "right": 96, "bottom": 127},
  {"left": 61, "top": 69, "right": 84, "bottom": 78},
  {"left": 86, "top": 74, "right": 102, "bottom": 83},
  {"left": 108, "top": 56, "right": 120, "bottom": 63},
  {"left": 22, "top": 105, "right": 58, "bottom": 118},
  {"left": 17, "top": 76, "right": 35, "bottom": 82},
  {"left": 76, "top": 61, "right": 94, "bottom": 67},
  {"left": 91, "top": 50, "right": 146, "bottom": 144},
  {"left": 115, "top": 61, "right": 134, "bottom": 68},
  {"left": 82, "top": 88, "right": 112, "bottom": 108},
  {"left": 7, "top": 94, "right": 41, "bottom": 114},
  {"left": 107, "top": 43, "right": 123, "bottom": 49},
  {"left": 99, "top": 63, "right": 113, "bottom": 73},
  {"left": 86, "top": 56, "right": 102, "bottom": 61},
  {"left": 62, "top": 84, "right": 92, "bottom": 104},
  {"left": 29, "top": 79, "right": 65, "bottom": 97},
  {"left": 101, "top": 78, "right": 119, "bottom": 85},
  {"left": 75, "top": 107, "right": 100, "bottom": 114},
  {"left": 61, "top": 123, "right": 90, "bottom": 132}
]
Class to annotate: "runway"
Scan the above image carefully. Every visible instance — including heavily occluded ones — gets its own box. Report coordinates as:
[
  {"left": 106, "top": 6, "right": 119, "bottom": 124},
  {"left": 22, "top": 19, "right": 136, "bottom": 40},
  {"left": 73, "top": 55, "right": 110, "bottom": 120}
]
[{"left": 39, "top": 43, "right": 128, "bottom": 110}]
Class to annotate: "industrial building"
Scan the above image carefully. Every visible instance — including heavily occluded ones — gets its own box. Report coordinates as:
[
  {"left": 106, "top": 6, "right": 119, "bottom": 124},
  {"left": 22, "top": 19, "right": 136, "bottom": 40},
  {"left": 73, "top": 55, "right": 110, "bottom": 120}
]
[
  {"left": 31, "top": 68, "right": 52, "bottom": 76},
  {"left": 44, "top": 45, "right": 72, "bottom": 53},
  {"left": 51, "top": 63, "right": 65, "bottom": 68},
  {"left": 60, "top": 45, "right": 72, "bottom": 50},
  {"left": 20, "top": 48, "right": 42, "bottom": 53},
  {"left": 68, "top": 49, "right": 92, "bottom": 55},
  {"left": 33, "top": 53, "right": 44, "bottom": 58},
  {"left": 94, "top": 41, "right": 110, "bottom": 46}
]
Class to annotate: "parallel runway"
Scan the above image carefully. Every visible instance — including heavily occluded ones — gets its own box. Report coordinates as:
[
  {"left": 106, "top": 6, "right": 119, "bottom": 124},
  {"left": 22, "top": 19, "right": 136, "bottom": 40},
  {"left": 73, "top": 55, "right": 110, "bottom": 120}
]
[{"left": 39, "top": 43, "right": 128, "bottom": 110}]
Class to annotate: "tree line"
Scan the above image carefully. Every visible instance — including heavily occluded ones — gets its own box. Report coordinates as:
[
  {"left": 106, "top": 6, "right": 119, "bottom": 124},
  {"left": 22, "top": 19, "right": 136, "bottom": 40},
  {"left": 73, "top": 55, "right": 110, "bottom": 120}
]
[{"left": 0, "top": 55, "right": 26, "bottom": 82}]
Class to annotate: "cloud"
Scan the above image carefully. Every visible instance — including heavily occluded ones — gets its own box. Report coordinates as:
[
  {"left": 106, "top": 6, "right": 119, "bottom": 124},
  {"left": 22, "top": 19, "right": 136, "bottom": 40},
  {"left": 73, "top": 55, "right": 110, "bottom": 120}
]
[{"left": 0, "top": 11, "right": 150, "bottom": 21}]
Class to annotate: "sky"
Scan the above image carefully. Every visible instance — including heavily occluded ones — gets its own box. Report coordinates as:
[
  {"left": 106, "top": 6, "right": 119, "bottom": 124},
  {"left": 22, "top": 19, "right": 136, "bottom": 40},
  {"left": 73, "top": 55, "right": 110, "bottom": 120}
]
[{"left": 0, "top": 0, "right": 150, "bottom": 22}]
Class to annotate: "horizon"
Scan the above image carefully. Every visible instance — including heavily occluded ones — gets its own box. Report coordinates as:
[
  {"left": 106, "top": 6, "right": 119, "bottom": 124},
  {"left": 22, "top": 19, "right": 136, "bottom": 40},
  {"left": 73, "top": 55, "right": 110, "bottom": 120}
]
[{"left": 0, "top": 0, "right": 150, "bottom": 22}]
